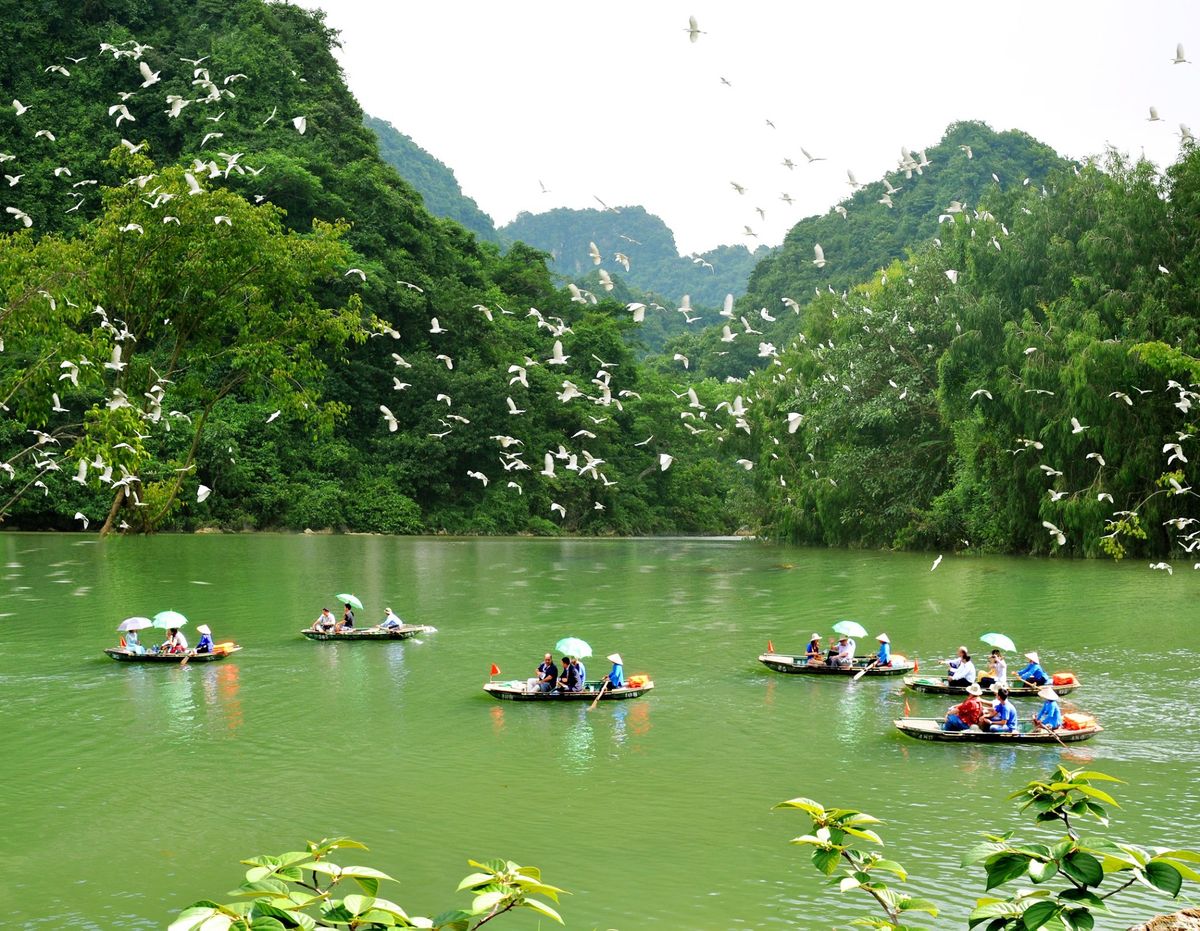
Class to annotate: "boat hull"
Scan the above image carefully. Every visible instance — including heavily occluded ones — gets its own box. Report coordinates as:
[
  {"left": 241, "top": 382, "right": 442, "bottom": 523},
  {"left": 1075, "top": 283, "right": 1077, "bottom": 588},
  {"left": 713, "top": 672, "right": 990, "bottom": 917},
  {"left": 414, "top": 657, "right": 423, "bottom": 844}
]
[
  {"left": 300, "top": 625, "right": 433, "bottom": 641},
  {"left": 483, "top": 681, "right": 654, "bottom": 702},
  {"left": 758, "top": 653, "right": 913, "bottom": 676},
  {"left": 893, "top": 717, "right": 1101, "bottom": 743},
  {"left": 104, "top": 646, "right": 241, "bottom": 663},
  {"left": 903, "top": 675, "right": 1079, "bottom": 696}
]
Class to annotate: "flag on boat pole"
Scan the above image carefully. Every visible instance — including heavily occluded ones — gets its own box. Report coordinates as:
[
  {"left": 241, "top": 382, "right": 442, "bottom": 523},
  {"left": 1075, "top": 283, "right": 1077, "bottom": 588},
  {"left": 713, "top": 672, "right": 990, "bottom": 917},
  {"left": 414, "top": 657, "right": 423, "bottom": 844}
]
[
  {"left": 490, "top": 663, "right": 500, "bottom": 680},
  {"left": 767, "top": 640, "right": 775, "bottom": 654},
  {"left": 913, "top": 655, "right": 919, "bottom": 674},
  {"left": 904, "top": 695, "right": 911, "bottom": 717}
]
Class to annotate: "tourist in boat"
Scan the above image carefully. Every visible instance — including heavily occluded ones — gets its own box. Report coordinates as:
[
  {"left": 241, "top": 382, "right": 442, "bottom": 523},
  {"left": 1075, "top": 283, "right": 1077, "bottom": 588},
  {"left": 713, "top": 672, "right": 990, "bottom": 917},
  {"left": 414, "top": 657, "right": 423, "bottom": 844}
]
[
  {"left": 195, "top": 624, "right": 214, "bottom": 654},
  {"left": 377, "top": 608, "right": 403, "bottom": 630},
  {"left": 1017, "top": 651, "right": 1049, "bottom": 687},
  {"left": 335, "top": 602, "right": 356, "bottom": 633},
  {"left": 805, "top": 634, "right": 824, "bottom": 665},
  {"left": 830, "top": 635, "right": 855, "bottom": 668},
  {"left": 941, "top": 683, "right": 985, "bottom": 731},
  {"left": 162, "top": 627, "right": 188, "bottom": 654},
  {"left": 533, "top": 653, "right": 558, "bottom": 692},
  {"left": 313, "top": 608, "right": 336, "bottom": 632},
  {"left": 979, "top": 649, "right": 1008, "bottom": 690},
  {"left": 874, "top": 633, "right": 891, "bottom": 667},
  {"left": 122, "top": 628, "right": 146, "bottom": 655},
  {"left": 947, "top": 647, "right": 976, "bottom": 686},
  {"left": 574, "top": 655, "right": 587, "bottom": 686},
  {"left": 600, "top": 652, "right": 625, "bottom": 690},
  {"left": 1033, "top": 687, "right": 1063, "bottom": 731},
  {"left": 558, "top": 655, "right": 583, "bottom": 692},
  {"left": 984, "top": 686, "right": 1017, "bottom": 733}
]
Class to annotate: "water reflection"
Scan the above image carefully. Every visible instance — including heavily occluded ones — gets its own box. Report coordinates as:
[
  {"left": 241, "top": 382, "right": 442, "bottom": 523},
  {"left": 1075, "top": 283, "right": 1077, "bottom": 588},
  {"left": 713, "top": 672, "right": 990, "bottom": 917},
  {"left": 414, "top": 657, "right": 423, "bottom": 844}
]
[{"left": 561, "top": 708, "right": 595, "bottom": 774}]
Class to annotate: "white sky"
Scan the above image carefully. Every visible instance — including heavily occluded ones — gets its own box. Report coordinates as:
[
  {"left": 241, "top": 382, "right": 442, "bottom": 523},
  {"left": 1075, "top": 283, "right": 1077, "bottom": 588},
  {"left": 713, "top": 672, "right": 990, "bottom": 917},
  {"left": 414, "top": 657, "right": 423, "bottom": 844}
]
[{"left": 297, "top": 1, "right": 1198, "bottom": 254}]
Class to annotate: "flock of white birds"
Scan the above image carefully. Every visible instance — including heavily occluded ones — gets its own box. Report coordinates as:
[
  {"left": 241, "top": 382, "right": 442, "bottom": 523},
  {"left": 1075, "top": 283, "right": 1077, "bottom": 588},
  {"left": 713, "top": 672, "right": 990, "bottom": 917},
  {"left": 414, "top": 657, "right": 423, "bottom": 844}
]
[{"left": 2, "top": 18, "right": 1197, "bottom": 571}]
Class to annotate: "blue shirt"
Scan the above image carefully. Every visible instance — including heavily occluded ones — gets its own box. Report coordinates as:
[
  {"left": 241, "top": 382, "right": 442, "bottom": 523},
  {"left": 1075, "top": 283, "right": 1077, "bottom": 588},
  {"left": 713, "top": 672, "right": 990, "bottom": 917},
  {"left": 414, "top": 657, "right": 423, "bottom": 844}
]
[
  {"left": 1035, "top": 700, "right": 1063, "bottom": 729},
  {"left": 607, "top": 663, "right": 625, "bottom": 688},
  {"left": 990, "top": 699, "right": 1017, "bottom": 732},
  {"left": 1019, "top": 662, "right": 1047, "bottom": 685},
  {"left": 196, "top": 633, "right": 214, "bottom": 653},
  {"left": 877, "top": 642, "right": 891, "bottom": 665},
  {"left": 576, "top": 660, "right": 587, "bottom": 685}
]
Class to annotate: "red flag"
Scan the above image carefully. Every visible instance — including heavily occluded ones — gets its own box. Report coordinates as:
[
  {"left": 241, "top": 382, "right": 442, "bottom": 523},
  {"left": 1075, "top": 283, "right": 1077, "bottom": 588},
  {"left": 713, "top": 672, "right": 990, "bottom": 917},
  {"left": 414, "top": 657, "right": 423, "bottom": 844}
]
[
  {"left": 490, "top": 663, "right": 500, "bottom": 676},
  {"left": 913, "top": 655, "right": 919, "bottom": 674},
  {"left": 904, "top": 695, "right": 911, "bottom": 717},
  {"left": 767, "top": 640, "right": 775, "bottom": 654}
]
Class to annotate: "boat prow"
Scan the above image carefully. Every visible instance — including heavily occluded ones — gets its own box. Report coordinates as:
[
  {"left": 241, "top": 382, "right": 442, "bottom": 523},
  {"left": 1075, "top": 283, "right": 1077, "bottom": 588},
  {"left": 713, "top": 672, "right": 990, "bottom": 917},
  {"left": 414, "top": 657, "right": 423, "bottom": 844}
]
[
  {"left": 483, "top": 681, "right": 654, "bottom": 702},
  {"left": 893, "top": 717, "right": 1102, "bottom": 743},
  {"left": 758, "top": 652, "right": 913, "bottom": 676}
]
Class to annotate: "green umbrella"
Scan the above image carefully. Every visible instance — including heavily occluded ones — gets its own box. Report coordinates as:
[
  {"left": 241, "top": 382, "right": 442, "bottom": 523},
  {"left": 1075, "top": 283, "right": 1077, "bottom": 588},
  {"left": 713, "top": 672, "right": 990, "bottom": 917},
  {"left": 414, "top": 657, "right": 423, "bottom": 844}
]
[
  {"left": 336, "top": 593, "right": 364, "bottom": 611},
  {"left": 152, "top": 610, "right": 188, "bottom": 629},
  {"left": 832, "top": 619, "right": 867, "bottom": 639},
  {"left": 980, "top": 632, "right": 1017, "bottom": 653},
  {"left": 555, "top": 637, "right": 592, "bottom": 658}
]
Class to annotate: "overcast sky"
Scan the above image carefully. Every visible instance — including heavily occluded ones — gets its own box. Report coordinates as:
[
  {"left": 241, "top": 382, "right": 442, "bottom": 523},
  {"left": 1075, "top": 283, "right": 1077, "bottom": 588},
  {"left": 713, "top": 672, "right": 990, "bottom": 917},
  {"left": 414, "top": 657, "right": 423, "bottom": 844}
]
[{"left": 295, "top": 1, "right": 1198, "bottom": 254}]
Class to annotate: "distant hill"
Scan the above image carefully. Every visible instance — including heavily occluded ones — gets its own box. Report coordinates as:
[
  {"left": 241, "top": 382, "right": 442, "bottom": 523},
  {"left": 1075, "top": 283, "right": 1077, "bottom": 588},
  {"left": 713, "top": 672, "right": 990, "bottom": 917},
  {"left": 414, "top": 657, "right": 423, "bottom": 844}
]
[
  {"left": 499, "top": 205, "right": 770, "bottom": 308},
  {"left": 365, "top": 114, "right": 498, "bottom": 242}
]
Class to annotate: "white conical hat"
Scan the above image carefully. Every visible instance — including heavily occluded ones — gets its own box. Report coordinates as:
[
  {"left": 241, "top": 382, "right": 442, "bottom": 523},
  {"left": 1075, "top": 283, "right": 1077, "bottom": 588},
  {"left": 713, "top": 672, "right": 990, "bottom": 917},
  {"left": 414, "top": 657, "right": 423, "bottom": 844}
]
[
  {"left": 197, "top": 624, "right": 211, "bottom": 634},
  {"left": 1037, "top": 687, "right": 1060, "bottom": 701},
  {"left": 876, "top": 633, "right": 889, "bottom": 643},
  {"left": 607, "top": 653, "right": 623, "bottom": 664},
  {"left": 1025, "top": 651, "right": 1040, "bottom": 662}
]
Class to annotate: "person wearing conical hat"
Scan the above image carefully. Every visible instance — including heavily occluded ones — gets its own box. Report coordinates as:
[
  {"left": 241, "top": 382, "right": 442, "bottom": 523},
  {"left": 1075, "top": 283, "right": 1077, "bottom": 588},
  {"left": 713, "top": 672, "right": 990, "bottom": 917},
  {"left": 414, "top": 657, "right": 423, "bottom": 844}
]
[
  {"left": 195, "top": 624, "right": 214, "bottom": 654},
  {"left": 942, "top": 682, "right": 985, "bottom": 732},
  {"left": 600, "top": 652, "right": 625, "bottom": 690},
  {"left": 874, "top": 633, "right": 891, "bottom": 668},
  {"left": 1017, "top": 651, "right": 1049, "bottom": 687},
  {"left": 1033, "top": 687, "right": 1063, "bottom": 731}
]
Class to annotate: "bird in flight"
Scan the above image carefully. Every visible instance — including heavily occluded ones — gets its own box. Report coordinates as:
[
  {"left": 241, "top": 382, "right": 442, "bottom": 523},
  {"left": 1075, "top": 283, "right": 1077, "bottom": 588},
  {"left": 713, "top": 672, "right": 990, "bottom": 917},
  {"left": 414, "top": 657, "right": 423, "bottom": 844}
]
[{"left": 685, "top": 15, "right": 704, "bottom": 43}]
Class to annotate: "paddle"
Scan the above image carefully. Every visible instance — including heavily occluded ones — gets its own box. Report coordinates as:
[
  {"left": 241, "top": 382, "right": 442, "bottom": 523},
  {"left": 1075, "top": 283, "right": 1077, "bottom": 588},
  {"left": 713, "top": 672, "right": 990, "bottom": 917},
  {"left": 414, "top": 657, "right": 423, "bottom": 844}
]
[
  {"left": 179, "top": 650, "right": 190, "bottom": 667},
  {"left": 588, "top": 680, "right": 609, "bottom": 710},
  {"left": 1032, "top": 717, "right": 1070, "bottom": 750},
  {"left": 852, "top": 658, "right": 880, "bottom": 682}
]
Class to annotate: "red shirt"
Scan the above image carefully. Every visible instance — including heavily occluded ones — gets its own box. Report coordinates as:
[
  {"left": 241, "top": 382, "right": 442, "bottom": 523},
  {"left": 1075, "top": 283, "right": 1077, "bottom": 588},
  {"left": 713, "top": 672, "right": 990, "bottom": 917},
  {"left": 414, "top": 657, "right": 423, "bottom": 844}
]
[{"left": 952, "top": 695, "right": 985, "bottom": 727}]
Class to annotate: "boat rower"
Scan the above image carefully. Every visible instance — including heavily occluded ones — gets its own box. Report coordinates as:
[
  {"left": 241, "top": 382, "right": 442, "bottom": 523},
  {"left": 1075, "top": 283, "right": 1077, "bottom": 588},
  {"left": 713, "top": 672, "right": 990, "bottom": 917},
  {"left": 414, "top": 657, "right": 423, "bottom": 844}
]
[
  {"left": 600, "top": 653, "right": 625, "bottom": 690},
  {"left": 1033, "top": 687, "right": 1063, "bottom": 731},
  {"left": 874, "top": 633, "right": 891, "bottom": 667},
  {"left": 377, "top": 608, "right": 403, "bottom": 630},
  {"left": 1017, "top": 651, "right": 1049, "bottom": 687},
  {"left": 195, "top": 624, "right": 214, "bottom": 654}
]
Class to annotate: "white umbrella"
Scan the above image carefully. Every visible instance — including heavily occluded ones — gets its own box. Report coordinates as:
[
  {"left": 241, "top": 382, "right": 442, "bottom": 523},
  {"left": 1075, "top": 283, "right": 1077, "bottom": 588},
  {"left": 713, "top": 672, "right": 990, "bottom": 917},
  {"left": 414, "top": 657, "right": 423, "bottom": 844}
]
[{"left": 117, "top": 616, "right": 153, "bottom": 632}]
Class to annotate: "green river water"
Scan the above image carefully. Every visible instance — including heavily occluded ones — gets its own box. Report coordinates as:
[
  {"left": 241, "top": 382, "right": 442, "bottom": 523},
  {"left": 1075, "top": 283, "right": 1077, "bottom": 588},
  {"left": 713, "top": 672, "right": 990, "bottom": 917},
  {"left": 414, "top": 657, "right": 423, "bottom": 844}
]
[{"left": 2, "top": 533, "right": 1198, "bottom": 929}]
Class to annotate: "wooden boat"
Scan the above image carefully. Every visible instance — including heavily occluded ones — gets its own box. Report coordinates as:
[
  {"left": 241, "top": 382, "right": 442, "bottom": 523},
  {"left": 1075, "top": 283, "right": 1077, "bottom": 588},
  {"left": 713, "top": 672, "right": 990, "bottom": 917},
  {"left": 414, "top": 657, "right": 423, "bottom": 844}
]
[
  {"left": 104, "top": 645, "right": 242, "bottom": 663},
  {"left": 300, "top": 624, "right": 435, "bottom": 641},
  {"left": 903, "top": 675, "right": 1079, "bottom": 697},
  {"left": 894, "top": 717, "right": 1102, "bottom": 743},
  {"left": 483, "top": 680, "right": 654, "bottom": 702},
  {"left": 758, "top": 652, "right": 914, "bottom": 676}
]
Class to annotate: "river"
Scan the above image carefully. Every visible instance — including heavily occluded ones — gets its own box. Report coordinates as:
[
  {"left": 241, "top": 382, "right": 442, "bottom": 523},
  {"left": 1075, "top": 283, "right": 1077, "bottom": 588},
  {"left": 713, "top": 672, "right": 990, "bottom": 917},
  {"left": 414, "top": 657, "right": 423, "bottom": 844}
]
[{"left": 1, "top": 533, "right": 1197, "bottom": 929}]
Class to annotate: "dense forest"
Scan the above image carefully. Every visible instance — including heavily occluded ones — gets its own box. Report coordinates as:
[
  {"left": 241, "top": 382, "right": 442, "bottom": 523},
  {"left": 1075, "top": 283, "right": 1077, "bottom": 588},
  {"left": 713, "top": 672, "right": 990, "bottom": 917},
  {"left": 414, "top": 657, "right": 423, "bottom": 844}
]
[{"left": 1, "top": 0, "right": 1196, "bottom": 561}]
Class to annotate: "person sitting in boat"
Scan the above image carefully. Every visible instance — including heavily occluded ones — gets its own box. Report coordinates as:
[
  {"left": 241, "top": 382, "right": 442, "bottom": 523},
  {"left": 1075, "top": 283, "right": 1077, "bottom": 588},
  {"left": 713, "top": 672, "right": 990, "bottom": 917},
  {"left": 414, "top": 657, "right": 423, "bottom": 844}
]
[
  {"left": 123, "top": 628, "right": 146, "bottom": 655},
  {"left": 1017, "top": 651, "right": 1049, "bottom": 687},
  {"left": 558, "top": 655, "right": 583, "bottom": 692},
  {"left": 195, "top": 624, "right": 214, "bottom": 654},
  {"left": 574, "top": 656, "right": 587, "bottom": 686},
  {"left": 874, "top": 633, "right": 891, "bottom": 667},
  {"left": 805, "top": 634, "right": 824, "bottom": 665},
  {"left": 162, "top": 627, "right": 188, "bottom": 654},
  {"left": 830, "top": 635, "right": 855, "bottom": 668},
  {"left": 600, "top": 652, "right": 625, "bottom": 690},
  {"left": 979, "top": 649, "right": 1008, "bottom": 691},
  {"left": 377, "top": 608, "right": 403, "bottom": 630},
  {"left": 335, "top": 603, "right": 356, "bottom": 633},
  {"left": 533, "top": 653, "right": 558, "bottom": 692},
  {"left": 1033, "top": 687, "right": 1063, "bottom": 731},
  {"left": 947, "top": 647, "right": 976, "bottom": 686},
  {"left": 984, "top": 685, "right": 1017, "bottom": 733},
  {"left": 942, "top": 683, "right": 986, "bottom": 731},
  {"left": 313, "top": 608, "right": 336, "bottom": 632}
]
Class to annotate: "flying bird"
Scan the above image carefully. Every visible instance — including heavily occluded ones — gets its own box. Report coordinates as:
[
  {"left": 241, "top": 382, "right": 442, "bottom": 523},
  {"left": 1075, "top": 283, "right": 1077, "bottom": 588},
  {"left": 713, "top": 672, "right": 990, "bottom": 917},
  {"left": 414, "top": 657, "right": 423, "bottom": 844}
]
[{"left": 685, "top": 15, "right": 704, "bottom": 42}]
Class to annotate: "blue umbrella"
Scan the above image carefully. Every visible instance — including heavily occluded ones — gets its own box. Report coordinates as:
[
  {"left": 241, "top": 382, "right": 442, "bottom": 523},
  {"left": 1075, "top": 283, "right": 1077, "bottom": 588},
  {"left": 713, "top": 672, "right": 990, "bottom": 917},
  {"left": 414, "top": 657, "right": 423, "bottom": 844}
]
[
  {"left": 981, "top": 632, "right": 1017, "bottom": 653},
  {"left": 832, "top": 619, "right": 868, "bottom": 639},
  {"left": 152, "top": 610, "right": 188, "bottom": 629},
  {"left": 555, "top": 637, "right": 592, "bottom": 658}
]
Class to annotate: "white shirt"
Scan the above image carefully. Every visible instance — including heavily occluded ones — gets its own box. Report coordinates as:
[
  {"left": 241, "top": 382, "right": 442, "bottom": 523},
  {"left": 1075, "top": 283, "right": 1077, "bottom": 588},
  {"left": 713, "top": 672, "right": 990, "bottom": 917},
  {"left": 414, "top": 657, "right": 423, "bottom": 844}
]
[
  {"left": 992, "top": 657, "right": 1008, "bottom": 685},
  {"left": 837, "top": 638, "right": 856, "bottom": 660},
  {"left": 949, "top": 658, "right": 976, "bottom": 683},
  {"left": 171, "top": 631, "right": 188, "bottom": 651}
]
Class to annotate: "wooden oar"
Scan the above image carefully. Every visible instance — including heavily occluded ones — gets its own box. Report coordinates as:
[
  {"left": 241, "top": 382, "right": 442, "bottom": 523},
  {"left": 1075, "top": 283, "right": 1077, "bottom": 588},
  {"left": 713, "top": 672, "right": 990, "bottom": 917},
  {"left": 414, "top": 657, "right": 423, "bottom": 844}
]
[
  {"left": 588, "top": 681, "right": 609, "bottom": 710},
  {"left": 851, "top": 658, "right": 881, "bottom": 682},
  {"left": 1033, "top": 717, "right": 1070, "bottom": 750},
  {"left": 179, "top": 650, "right": 190, "bottom": 667}
]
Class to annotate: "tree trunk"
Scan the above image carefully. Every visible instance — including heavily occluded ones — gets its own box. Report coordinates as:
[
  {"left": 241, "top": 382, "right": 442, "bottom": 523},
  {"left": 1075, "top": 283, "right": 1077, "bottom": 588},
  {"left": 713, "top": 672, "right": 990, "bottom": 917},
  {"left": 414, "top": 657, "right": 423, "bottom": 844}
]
[{"left": 98, "top": 487, "right": 126, "bottom": 536}]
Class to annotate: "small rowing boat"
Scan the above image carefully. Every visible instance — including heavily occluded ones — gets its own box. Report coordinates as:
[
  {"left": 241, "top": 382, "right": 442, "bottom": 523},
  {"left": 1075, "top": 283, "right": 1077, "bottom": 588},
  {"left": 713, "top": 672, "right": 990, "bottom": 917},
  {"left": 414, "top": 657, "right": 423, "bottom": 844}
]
[
  {"left": 104, "top": 644, "right": 242, "bottom": 663},
  {"left": 483, "top": 680, "right": 654, "bottom": 702},
  {"left": 758, "top": 652, "right": 914, "bottom": 676},
  {"left": 300, "top": 625, "right": 436, "bottom": 641},
  {"left": 893, "top": 717, "right": 1101, "bottom": 743},
  {"left": 903, "top": 675, "right": 1080, "bottom": 697}
]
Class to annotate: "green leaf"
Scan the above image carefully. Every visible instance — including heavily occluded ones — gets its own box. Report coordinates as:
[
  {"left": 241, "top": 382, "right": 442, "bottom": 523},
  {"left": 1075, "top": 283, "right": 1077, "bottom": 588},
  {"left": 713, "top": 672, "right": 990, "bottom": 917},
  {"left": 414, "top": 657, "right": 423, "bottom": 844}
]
[
  {"left": 471, "top": 890, "right": 506, "bottom": 914},
  {"left": 521, "top": 897, "right": 564, "bottom": 924},
  {"left": 1064, "top": 908, "right": 1095, "bottom": 931},
  {"left": 1061, "top": 852, "right": 1103, "bottom": 887},
  {"left": 1068, "top": 784, "right": 1119, "bottom": 807},
  {"left": 1145, "top": 860, "right": 1184, "bottom": 897},
  {"left": 342, "top": 894, "right": 375, "bottom": 916},
  {"left": 872, "top": 858, "right": 909, "bottom": 880},
  {"left": 812, "top": 846, "right": 841, "bottom": 875},
  {"left": 775, "top": 797, "right": 826, "bottom": 816},
  {"left": 842, "top": 826, "right": 884, "bottom": 845},
  {"left": 456, "top": 871, "right": 495, "bottom": 891},
  {"left": 351, "top": 875, "right": 379, "bottom": 897},
  {"left": 962, "top": 841, "right": 1008, "bottom": 867},
  {"left": 1022, "top": 900, "right": 1060, "bottom": 929},
  {"left": 1069, "top": 771, "right": 1125, "bottom": 784},
  {"left": 1028, "top": 860, "right": 1059, "bottom": 884},
  {"left": 985, "top": 853, "right": 1032, "bottom": 890},
  {"left": 1154, "top": 849, "right": 1200, "bottom": 863},
  {"left": 898, "top": 897, "right": 938, "bottom": 915},
  {"left": 248, "top": 919, "right": 286, "bottom": 931}
]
